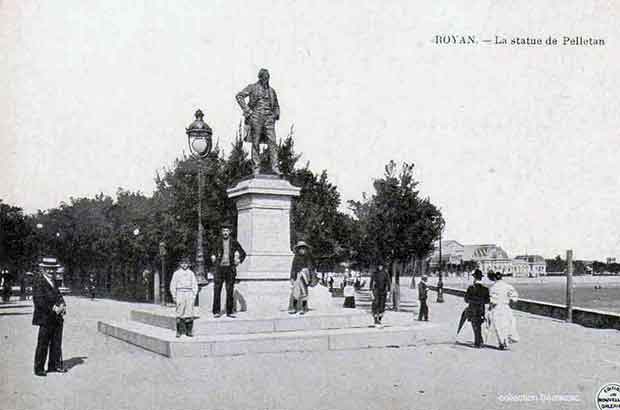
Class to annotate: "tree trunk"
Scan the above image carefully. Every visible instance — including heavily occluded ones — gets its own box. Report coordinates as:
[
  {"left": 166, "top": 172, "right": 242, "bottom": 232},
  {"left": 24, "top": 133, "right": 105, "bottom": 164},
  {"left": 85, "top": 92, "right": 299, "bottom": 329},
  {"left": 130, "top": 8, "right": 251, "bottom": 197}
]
[
  {"left": 410, "top": 257, "right": 421, "bottom": 289},
  {"left": 392, "top": 261, "right": 400, "bottom": 311}
]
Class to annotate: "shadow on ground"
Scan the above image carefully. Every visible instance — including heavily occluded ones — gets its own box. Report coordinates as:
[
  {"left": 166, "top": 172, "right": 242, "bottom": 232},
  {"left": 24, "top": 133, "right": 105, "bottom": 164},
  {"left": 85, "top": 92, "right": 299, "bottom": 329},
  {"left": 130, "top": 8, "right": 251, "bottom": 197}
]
[{"left": 63, "top": 356, "right": 88, "bottom": 371}]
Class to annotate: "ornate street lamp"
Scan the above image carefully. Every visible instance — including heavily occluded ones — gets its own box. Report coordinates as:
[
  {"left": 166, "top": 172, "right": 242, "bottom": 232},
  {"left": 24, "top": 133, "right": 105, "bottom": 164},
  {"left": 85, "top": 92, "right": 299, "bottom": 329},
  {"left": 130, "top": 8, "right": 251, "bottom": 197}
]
[
  {"left": 36, "top": 223, "right": 44, "bottom": 262},
  {"left": 185, "top": 109, "right": 212, "bottom": 287}
]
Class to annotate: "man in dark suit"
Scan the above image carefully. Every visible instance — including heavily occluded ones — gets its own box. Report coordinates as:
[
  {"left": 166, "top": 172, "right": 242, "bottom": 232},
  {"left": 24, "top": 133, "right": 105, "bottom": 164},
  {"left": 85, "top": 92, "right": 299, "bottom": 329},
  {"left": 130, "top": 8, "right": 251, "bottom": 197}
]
[
  {"left": 369, "top": 262, "right": 390, "bottom": 328},
  {"left": 464, "top": 269, "right": 490, "bottom": 348},
  {"left": 210, "top": 221, "right": 246, "bottom": 318},
  {"left": 417, "top": 275, "right": 429, "bottom": 321},
  {"left": 32, "top": 262, "right": 66, "bottom": 376}
]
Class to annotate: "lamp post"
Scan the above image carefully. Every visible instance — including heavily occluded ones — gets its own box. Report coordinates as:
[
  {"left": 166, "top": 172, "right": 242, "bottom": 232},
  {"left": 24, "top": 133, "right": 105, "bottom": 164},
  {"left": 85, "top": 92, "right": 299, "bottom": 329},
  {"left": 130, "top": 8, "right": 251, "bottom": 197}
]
[
  {"left": 185, "top": 109, "right": 212, "bottom": 288},
  {"left": 159, "top": 241, "right": 166, "bottom": 306},
  {"left": 36, "top": 223, "right": 44, "bottom": 262}
]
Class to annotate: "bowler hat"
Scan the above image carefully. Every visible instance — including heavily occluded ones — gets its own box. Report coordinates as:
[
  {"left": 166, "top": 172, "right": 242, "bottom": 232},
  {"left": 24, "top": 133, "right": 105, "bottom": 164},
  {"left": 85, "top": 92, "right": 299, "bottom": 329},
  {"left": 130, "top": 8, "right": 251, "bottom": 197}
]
[
  {"left": 473, "top": 269, "right": 483, "bottom": 280},
  {"left": 220, "top": 220, "right": 233, "bottom": 230},
  {"left": 38, "top": 257, "right": 61, "bottom": 269},
  {"left": 293, "top": 241, "right": 311, "bottom": 251}
]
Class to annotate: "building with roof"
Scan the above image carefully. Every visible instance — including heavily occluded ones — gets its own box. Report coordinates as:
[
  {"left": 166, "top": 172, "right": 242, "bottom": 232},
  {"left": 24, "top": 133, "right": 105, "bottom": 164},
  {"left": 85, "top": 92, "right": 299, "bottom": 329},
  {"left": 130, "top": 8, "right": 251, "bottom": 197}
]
[
  {"left": 514, "top": 255, "right": 547, "bottom": 277},
  {"left": 429, "top": 242, "right": 547, "bottom": 277},
  {"left": 429, "top": 240, "right": 465, "bottom": 268}
]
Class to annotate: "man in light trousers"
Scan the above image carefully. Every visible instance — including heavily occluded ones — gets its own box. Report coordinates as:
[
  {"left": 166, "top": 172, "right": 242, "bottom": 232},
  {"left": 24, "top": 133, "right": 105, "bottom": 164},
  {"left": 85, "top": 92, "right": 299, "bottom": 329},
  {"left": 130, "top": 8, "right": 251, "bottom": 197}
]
[{"left": 169, "top": 257, "right": 198, "bottom": 337}]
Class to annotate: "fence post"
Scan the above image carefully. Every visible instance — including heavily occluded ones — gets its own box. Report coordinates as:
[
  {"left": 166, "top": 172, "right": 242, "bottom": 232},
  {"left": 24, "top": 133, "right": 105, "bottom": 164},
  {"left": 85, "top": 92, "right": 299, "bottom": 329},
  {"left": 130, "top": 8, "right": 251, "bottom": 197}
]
[{"left": 566, "top": 250, "right": 573, "bottom": 322}]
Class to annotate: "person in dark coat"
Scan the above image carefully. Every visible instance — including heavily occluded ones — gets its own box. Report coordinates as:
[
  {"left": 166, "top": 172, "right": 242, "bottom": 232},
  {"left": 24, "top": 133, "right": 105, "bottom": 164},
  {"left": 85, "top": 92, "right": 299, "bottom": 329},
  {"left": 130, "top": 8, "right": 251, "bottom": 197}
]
[
  {"left": 288, "top": 241, "right": 315, "bottom": 314},
  {"left": 1, "top": 270, "right": 11, "bottom": 302},
  {"left": 369, "top": 263, "right": 390, "bottom": 327},
  {"left": 464, "top": 269, "right": 490, "bottom": 348},
  {"left": 32, "top": 264, "right": 66, "bottom": 376},
  {"left": 417, "top": 275, "right": 429, "bottom": 321},
  {"left": 210, "top": 221, "right": 246, "bottom": 318},
  {"left": 436, "top": 274, "right": 445, "bottom": 303},
  {"left": 88, "top": 275, "right": 96, "bottom": 300}
]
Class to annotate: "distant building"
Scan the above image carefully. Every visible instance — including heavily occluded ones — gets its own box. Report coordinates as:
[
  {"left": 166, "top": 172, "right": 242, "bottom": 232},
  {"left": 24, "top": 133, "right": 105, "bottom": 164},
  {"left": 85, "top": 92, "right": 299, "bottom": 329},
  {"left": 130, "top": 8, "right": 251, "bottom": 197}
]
[
  {"left": 429, "top": 241, "right": 547, "bottom": 277},
  {"left": 429, "top": 240, "right": 464, "bottom": 268},
  {"left": 514, "top": 255, "right": 547, "bottom": 277},
  {"left": 463, "top": 244, "right": 527, "bottom": 276},
  {"left": 606, "top": 257, "right": 617, "bottom": 264}
]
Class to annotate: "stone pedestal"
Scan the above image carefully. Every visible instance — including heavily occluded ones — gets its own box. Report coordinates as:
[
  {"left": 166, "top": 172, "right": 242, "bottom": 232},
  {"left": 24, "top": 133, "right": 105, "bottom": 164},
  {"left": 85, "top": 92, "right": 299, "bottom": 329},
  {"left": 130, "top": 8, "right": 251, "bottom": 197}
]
[
  {"left": 198, "top": 281, "right": 337, "bottom": 316},
  {"left": 227, "top": 175, "right": 300, "bottom": 280}
]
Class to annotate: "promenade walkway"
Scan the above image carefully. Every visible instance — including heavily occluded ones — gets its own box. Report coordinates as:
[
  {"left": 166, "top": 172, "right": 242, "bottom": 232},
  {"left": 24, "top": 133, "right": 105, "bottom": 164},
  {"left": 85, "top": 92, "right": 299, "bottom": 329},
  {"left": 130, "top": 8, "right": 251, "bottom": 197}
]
[{"left": 0, "top": 287, "right": 617, "bottom": 410}]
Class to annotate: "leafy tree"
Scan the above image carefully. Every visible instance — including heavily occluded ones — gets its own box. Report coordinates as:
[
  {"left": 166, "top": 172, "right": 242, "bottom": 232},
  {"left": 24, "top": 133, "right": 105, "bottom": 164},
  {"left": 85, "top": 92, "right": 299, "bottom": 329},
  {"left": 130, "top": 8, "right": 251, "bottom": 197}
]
[
  {"left": 545, "top": 255, "right": 566, "bottom": 273},
  {"left": 348, "top": 161, "right": 443, "bottom": 309},
  {"left": 1, "top": 127, "right": 359, "bottom": 300},
  {"left": 0, "top": 200, "right": 36, "bottom": 281},
  {"left": 277, "top": 133, "right": 355, "bottom": 270}
]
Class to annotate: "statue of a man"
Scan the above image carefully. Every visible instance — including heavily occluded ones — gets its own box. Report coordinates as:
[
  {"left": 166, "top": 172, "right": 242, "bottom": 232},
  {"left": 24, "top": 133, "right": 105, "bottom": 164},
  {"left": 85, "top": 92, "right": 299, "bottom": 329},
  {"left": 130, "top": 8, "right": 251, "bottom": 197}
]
[{"left": 236, "top": 68, "right": 281, "bottom": 175}]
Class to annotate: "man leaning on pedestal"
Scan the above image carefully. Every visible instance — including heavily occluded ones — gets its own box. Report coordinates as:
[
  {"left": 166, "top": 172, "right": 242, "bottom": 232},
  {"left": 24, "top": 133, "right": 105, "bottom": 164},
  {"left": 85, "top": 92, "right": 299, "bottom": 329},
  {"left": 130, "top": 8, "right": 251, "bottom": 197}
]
[{"left": 210, "top": 221, "right": 246, "bottom": 318}]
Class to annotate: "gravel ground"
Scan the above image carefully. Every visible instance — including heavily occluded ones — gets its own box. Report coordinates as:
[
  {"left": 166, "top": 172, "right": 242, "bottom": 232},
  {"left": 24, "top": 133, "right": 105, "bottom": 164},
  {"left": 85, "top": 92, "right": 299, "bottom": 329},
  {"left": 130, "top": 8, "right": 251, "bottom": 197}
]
[{"left": 0, "top": 288, "right": 618, "bottom": 410}]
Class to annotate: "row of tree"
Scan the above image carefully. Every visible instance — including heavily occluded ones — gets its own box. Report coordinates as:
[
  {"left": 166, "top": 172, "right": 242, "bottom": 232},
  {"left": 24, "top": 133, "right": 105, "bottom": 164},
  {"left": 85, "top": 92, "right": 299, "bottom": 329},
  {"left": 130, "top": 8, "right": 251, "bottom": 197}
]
[
  {"left": 1, "top": 130, "right": 444, "bottom": 302},
  {"left": 545, "top": 255, "right": 620, "bottom": 275}
]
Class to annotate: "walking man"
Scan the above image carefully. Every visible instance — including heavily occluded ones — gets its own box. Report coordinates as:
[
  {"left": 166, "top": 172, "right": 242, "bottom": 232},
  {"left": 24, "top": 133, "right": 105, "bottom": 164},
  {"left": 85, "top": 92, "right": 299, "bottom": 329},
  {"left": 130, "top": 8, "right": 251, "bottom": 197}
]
[
  {"left": 417, "top": 275, "right": 429, "bottom": 321},
  {"left": 464, "top": 269, "right": 490, "bottom": 348},
  {"left": 211, "top": 221, "right": 246, "bottom": 318},
  {"left": 32, "top": 261, "right": 66, "bottom": 376},
  {"left": 370, "top": 262, "right": 390, "bottom": 328},
  {"left": 169, "top": 257, "right": 198, "bottom": 337}
]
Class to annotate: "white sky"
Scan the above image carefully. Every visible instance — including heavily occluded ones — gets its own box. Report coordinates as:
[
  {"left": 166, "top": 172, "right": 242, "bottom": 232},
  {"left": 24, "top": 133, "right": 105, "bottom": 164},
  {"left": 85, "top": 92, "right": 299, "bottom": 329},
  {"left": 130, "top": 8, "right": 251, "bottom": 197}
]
[{"left": 1, "top": 1, "right": 619, "bottom": 260}]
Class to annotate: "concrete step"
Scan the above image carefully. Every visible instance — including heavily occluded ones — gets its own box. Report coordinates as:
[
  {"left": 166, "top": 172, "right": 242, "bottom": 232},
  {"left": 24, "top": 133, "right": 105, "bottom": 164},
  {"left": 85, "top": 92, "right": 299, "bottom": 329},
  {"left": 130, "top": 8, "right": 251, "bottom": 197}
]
[
  {"left": 98, "top": 319, "right": 429, "bottom": 358},
  {"left": 130, "top": 309, "right": 373, "bottom": 335}
]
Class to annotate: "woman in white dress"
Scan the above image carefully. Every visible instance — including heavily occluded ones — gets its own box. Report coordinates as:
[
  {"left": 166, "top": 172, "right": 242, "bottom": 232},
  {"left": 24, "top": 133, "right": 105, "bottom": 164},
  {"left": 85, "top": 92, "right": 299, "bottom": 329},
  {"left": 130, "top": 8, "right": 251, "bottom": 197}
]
[{"left": 487, "top": 271, "right": 519, "bottom": 350}]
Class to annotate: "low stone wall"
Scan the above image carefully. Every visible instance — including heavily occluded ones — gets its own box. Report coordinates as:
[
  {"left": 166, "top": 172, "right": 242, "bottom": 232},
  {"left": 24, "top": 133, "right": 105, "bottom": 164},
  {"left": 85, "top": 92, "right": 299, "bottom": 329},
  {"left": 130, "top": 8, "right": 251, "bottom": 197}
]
[{"left": 428, "top": 285, "right": 620, "bottom": 330}]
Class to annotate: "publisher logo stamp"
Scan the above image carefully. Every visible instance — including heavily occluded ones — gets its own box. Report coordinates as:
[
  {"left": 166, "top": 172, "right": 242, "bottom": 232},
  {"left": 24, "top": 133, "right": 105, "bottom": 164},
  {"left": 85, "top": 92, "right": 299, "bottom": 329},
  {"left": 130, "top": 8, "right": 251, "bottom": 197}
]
[{"left": 597, "top": 383, "right": 620, "bottom": 410}]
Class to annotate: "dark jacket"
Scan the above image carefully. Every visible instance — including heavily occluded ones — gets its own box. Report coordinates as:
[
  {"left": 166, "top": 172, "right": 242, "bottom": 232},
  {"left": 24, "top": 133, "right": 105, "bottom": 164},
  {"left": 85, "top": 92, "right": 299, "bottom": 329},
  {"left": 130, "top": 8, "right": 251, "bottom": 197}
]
[
  {"left": 464, "top": 282, "right": 490, "bottom": 322},
  {"left": 212, "top": 237, "right": 246, "bottom": 272},
  {"left": 236, "top": 82, "right": 280, "bottom": 119},
  {"left": 32, "top": 273, "right": 65, "bottom": 326},
  {"left": 290, "top": 254, "right": 314, "bottom": 281},
  {"left": 370, "top": 268, "right": 391, "bottom": 294},
  {"left": 418, "top": 281, "right": 428, "bottom": 300}
]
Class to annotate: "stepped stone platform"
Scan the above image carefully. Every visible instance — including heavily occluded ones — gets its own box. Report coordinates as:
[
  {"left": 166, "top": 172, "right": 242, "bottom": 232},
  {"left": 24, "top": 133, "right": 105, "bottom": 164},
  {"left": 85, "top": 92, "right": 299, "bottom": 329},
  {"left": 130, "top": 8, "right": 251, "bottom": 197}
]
[
  {"left": 98, "top": 306, "right": 432, "bottom": 358},
  {"left": 129, "top": 307, "right": 372, "bottom": 335}
]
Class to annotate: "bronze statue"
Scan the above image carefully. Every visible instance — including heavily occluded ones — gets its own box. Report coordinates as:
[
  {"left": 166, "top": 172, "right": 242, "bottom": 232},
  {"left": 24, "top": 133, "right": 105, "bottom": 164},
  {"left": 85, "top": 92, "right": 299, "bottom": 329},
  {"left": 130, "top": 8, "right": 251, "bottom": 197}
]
[{"left": 236, "top": 68, "right": 281, "bottom": 175}]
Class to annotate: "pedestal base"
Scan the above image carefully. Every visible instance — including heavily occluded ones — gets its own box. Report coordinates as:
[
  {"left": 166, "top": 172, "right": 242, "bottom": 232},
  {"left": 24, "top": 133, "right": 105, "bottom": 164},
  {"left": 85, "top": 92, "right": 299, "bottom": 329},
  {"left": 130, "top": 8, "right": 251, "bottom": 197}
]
[
  {"left": 227, "top": 175, "right": 300, "bottom": 280},
  {"left": 198, "top": 281, "right": 336, "bottom": 316}
]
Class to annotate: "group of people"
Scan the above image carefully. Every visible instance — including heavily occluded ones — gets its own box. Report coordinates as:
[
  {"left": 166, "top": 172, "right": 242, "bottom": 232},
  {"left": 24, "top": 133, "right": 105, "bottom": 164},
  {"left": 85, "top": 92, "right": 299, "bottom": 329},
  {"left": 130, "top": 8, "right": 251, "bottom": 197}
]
[
  {"left": 463, "top": 269, "right": 520, "bottom": 349},
  {"left": 168, "top": 221, "right": 246, "bottom": 338}
]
